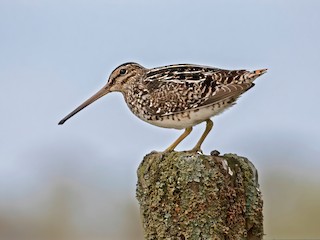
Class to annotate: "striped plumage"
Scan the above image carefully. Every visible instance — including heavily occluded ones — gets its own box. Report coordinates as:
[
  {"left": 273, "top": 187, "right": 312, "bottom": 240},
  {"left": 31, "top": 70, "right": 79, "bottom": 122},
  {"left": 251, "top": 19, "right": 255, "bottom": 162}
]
[{"left": 59, "top": 62, "right": 267, "bottom": 152}]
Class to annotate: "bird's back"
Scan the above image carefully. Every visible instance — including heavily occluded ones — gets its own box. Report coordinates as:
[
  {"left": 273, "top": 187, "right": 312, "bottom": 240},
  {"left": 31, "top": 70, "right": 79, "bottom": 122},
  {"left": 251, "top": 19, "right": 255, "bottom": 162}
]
[{"left": 125, "top": 64, "right": 267, "bottom": 129}]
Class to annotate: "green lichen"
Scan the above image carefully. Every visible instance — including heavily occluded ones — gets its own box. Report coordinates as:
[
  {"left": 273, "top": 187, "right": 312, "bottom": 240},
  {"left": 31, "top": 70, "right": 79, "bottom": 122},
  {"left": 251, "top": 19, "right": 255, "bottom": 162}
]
[{"left": 136, "top": 151, "right": 263, "bottom": 240}]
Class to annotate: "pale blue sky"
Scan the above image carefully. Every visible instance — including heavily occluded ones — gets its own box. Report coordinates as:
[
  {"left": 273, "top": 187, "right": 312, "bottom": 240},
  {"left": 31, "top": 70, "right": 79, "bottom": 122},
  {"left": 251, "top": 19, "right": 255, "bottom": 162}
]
[{"left": 1, "top": 0, "right": 320, "bottom": 238}]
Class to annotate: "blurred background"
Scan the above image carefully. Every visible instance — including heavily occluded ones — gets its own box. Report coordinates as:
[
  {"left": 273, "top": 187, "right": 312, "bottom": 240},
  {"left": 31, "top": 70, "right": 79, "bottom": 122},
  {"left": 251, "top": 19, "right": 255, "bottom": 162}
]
[{"left": 1, "top": 0, "right": 320, "bottom": 239}]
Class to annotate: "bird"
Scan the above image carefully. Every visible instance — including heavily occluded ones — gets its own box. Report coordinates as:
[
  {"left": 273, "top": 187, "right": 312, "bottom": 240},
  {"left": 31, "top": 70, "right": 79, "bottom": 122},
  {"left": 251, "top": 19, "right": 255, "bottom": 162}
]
[{"left": 58, "top": 62, "right": 267, "bottom": 152}]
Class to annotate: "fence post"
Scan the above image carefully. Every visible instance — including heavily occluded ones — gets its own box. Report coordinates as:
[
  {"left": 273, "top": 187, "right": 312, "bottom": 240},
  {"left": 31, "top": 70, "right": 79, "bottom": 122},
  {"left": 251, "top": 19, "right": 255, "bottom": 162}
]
[{"left": 136, "top": 151, "right": 263, "bottom": 240}]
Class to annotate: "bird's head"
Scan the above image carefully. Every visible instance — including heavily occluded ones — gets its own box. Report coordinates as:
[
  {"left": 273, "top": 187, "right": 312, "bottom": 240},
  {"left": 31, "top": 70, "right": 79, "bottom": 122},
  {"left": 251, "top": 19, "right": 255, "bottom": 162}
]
[
  {"left": 58, "top": 62, "right": 145, "bottom": 125},
  {"left": 106, "top": 62, "right": 145, "bottom": 92}
]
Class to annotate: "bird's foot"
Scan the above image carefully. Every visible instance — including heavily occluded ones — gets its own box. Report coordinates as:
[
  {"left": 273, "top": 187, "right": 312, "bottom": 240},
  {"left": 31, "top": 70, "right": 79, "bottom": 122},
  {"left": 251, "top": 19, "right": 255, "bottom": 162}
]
[{"left": 185, "top": 147, "right": 203, "bottom": 154}]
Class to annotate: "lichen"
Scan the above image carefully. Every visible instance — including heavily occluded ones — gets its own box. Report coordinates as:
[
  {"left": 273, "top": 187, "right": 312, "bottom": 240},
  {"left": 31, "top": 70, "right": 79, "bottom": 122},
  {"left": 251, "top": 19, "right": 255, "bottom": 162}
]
[{"left": 136, "top": 151, "right": 263, "bottom": 240}]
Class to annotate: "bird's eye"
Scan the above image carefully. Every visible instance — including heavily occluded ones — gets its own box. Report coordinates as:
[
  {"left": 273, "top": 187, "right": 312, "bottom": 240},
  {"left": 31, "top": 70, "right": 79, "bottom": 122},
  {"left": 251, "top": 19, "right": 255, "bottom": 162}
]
[{"left": 120, "top": 69, "right": 127, "bottom": 75}]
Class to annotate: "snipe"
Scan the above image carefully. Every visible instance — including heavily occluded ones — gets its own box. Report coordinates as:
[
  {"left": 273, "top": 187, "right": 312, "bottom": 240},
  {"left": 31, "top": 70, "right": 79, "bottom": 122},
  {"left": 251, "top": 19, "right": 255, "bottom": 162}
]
[{"left": 59, "top": 62, "right": 267, "bottom": 152}]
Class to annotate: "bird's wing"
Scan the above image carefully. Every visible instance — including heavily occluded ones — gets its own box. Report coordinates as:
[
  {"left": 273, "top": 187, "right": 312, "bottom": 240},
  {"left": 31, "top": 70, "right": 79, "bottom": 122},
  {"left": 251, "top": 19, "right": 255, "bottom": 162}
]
[
  {"left": 142, "top": 64, "right": 262, "bottom": 116},
  {"left": 145, "top": 64, "right": 241, "bottom": 83},
  {"left": 143, "top": 78, "right": 254, "bottom": 117},
  {"left": 160, "top": 83, "right": 254, "bottom": 116},
  {"left": 199, "top": 83, "right": 254, "bottom": 107}
]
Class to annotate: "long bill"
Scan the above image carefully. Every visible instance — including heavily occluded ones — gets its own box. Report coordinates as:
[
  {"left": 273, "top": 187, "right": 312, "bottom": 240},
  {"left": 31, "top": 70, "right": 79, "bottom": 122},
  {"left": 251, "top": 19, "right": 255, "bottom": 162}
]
[{"left": 58, "top": 86, "right": 110, "bottom": 125}]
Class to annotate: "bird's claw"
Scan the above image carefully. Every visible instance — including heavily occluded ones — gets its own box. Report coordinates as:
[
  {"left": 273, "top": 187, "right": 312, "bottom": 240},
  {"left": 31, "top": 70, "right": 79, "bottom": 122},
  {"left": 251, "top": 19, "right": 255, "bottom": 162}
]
[{"left": 185, "top": 148, "right": 203, "bottom": 154}]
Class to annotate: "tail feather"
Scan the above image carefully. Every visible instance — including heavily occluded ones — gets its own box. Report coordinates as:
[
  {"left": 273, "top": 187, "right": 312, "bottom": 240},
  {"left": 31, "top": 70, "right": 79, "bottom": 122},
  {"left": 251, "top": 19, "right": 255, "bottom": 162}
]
[{"left": 245, "top": 68, "right": 268, "bottom": 82}]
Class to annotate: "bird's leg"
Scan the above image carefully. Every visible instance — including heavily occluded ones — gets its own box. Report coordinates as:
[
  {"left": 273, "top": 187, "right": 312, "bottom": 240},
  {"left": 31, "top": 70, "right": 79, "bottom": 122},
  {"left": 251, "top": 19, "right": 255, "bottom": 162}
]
[
  {"left": 190, "top": 119, "right": 213, "bottom": 153},
  {"left": 165, "top": 127, "right": 193, "bottom": 152}
]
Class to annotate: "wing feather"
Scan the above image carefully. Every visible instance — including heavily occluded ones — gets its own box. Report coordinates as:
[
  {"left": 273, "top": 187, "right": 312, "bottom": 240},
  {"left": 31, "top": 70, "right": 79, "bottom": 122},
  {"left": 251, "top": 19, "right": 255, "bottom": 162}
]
[
  {"left": 200, "top": 83, "right": 254, "bottom": 107},
  {"left": 142, "top": 64, "right": 254, "bottom": 117}
]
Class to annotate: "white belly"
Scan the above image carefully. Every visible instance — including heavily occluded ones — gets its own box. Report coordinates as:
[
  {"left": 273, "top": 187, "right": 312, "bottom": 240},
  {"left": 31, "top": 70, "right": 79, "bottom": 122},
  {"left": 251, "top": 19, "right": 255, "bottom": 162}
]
[{"left": 144, "top": 103, "right": 232, "bottom": 129}]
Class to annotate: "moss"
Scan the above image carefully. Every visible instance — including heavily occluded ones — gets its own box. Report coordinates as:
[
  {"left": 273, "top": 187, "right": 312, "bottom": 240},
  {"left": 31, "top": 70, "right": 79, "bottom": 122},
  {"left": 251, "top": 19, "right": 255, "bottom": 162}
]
[{"left": 136, "top": 151, "right": 263, "bottom": 240}]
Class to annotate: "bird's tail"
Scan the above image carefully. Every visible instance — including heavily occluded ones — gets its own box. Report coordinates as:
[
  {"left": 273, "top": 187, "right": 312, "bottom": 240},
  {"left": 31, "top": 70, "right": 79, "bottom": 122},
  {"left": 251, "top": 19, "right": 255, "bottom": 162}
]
[{"left": 245, "top": 68, "right": 268, "bottom": 82}]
